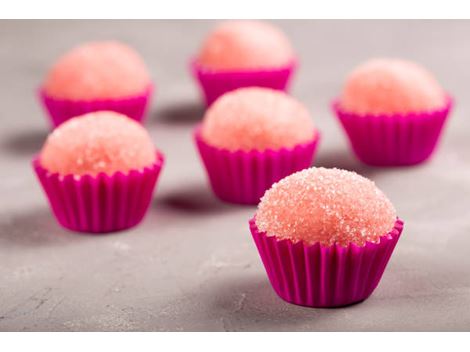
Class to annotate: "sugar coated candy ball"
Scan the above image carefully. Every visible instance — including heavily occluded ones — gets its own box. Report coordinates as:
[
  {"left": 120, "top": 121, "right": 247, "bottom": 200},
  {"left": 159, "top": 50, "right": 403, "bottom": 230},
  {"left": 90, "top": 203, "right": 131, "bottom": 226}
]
[
  {"left": 339, "top": 58, "right": 446, "bottom": 115},
  {"left": 255, "top": 167, "right": 397, "bottom": 247},
  {"left": 40, "top": 111, "right": 156, "bottom": 176},
  {"left": 200, "top": 87, "right": 316, "bottom": 151},
  {"left": 43, "top": 41, "right": 151, "bottom": 100},
  {"left": 197, "top": 21, "right": 294, "bottom": 71}
]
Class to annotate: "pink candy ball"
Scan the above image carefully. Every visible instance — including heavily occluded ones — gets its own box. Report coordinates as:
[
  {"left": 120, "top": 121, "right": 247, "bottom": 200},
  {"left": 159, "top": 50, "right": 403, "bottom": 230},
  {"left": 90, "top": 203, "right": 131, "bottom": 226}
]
[
  {"left": 40, "top": 111, "right": 156, "bottom": 176},
  {"left": 256, "top": 167, "right": 397, "bottom": 247},
  {"left": 339, "top": 58, "right": 446, "bottom": 115},
  {"left": 43, "top": 41, "right": 151, "bottom": 101},
  {"left": 197, "top": 21, "right": 294, "bottom": 71},
  {"left": 200, "top": 87, "right": 316, "bottom": 151}
]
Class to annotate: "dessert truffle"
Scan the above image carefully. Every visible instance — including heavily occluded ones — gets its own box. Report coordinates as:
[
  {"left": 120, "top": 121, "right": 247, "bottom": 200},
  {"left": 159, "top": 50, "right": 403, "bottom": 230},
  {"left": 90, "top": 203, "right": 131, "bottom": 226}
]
[
  {"left": 250, "top": 167, "right": 403, "bottom": 307},
  {"left": 256, "top": 167, "right": 396, "bottom": 246},
  {"left": 333, "top": 58, "right": 452, "bottom": 166},
  {"left": 197, "top": 20, "right": 294, "bottom": 71},
  {"left": 339, "top": 58, "right": 446, "bottom": 115},
  {"left": 200, "top": 87, "right": 316, "bottom": 151},
  {"left": 40, "top": 111, "right": 156, "bottom": 176},
  {"left": 43, "top": 41, "right": 151, "bottom": 101}
]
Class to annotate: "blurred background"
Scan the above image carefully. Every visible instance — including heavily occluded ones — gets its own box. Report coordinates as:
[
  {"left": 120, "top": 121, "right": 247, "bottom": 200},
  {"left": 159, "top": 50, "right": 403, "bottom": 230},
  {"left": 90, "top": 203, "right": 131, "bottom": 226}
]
[{"left": 0, "top": 20, "right": 469, "bottom": 331}]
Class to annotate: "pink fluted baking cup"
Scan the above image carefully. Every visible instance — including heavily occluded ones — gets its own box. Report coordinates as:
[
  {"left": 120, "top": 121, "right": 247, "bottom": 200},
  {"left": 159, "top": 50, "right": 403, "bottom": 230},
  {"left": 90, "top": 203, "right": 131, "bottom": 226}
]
[
  {"left": 191, "top": 60, "right": 296, "bottom": 106},
  {"left": 333, "top": 97, "right": 453, "bottom": 166},
  {"left": 250, "top": 217, "right": 404, "bottom": 308},
  {"left": 194, "top": 127, "right": 320, "bottom": 205},
  {"left": 39, "top": 85, "right": 154, "bottom": 127},
  {"left": 32, "top": 152, "right": 164, "bottom": 234}
]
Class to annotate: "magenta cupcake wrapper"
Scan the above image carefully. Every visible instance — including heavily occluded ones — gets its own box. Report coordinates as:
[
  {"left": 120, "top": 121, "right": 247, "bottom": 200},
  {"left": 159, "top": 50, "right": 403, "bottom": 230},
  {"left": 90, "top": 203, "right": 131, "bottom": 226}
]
[
  {"left": 194, "top": 128, "right": 320, "bottom": 205},
  {"left": 32, "top": 153, "right": 164, "bottom": 234},
  {"left": 39, "top": 85, "right": 153, "bottom": 127},
  {"left": 191, "top": 60, "right": 296, "bottom": 106},
  {"left": 333, "top": 97, "right": 453, "bottom": 166},
  {"left": 250, "top": 217, "right": 404, "bottom": 308}
]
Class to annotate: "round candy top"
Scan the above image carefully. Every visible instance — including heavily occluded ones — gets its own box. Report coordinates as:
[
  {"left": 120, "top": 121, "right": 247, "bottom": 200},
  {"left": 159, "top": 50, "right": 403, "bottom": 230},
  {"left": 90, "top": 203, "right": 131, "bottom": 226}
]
[
  {"left": 200, "top": 87, "right": 316, "bottom": 151},
  {"left": 339, "top": 58, "right": 446, "bottom": 115},
  {"left": 43, "top": 41, "right": 151, "bottom": 100},
  {"left": 255, "top": 167, "right": 397, "bottom": 247},
  {"left": 197, "top": 20, "right": 294, "bottom": 71},
  {"left": 40, "top": 111, "right": 156, "bottom": 176}
]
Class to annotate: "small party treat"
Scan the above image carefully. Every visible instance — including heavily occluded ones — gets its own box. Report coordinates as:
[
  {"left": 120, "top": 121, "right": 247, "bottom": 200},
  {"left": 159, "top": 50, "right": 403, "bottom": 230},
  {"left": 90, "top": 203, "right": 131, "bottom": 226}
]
[
  {"left": 195, "top": 87, "right": 319, "bottom": 205},
  {"left": 40, "top": 41, "right": 153, "bottom": 126},
  {"left": 333, "top": 58, "right": 453, "bottom": 166},
  {"left": 33, "top": 111, "right": 164, "bottom": 233},
  {"left": 250, "top": 167, "right": 404, "bottom": 308},
  {"left": 191, "top": 20, "right": 296, "bottom": 106}
]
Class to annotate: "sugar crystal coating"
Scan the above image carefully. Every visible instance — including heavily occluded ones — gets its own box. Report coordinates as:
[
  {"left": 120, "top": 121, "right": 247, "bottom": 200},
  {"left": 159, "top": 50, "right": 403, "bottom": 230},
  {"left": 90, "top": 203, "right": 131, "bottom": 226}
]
[
  {"left": 197, "top": 20, "right": 294, "bottom": 71},
  {"left": 340, "top": 58, "right": 446, "bottom": 115},
  {"left": 201, "top": 87, "right": 316, "bottom": 151},
  {"left": 40, "top": 111, "right": 156, "bottom": 176},
  {"left": 43, "top": 41, "right": 151, "bottom": 100},
  {"left": 256, "top": 167, "right": 397, "bottom": 247}
]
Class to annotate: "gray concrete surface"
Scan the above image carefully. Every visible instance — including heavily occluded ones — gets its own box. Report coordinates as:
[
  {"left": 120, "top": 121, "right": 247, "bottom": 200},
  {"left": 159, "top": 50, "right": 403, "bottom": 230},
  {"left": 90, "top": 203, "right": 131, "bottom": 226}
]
[{"left": 0, "top": 20, "right": 469, "bottom": 331}]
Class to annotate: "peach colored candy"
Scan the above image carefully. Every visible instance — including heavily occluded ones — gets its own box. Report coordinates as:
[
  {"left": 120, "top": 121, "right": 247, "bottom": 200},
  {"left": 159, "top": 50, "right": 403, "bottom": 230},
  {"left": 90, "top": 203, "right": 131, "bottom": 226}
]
[
  {"left": 340, "top": 58, "right": 446, "bottom": 115},
  {"left": 40, "top": 111, "right": 156, "bottom": 177},
  {"left": 256, "top": 167, "right": 397, "bottom": 247},
  {"left": 43, "top": 41, "right": 151, "bottom": 100},
  {"left": 200, "top": 87, "right": 316, "bottom": 151},
  {"left": 197, "top": 20, "right": 294, "bottom": 71}
]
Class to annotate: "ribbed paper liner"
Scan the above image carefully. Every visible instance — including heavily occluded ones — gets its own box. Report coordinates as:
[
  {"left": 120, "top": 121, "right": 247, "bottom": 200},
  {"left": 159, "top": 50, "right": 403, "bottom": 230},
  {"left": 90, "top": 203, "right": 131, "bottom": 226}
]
[
  {"left": 250, "top": 217, "right": 404, "bottom": 308},
  {"left": 333, "top": 97, "right": 453, "bottom": 166},
  {"left": 194, "top": 128, "right": 319, "bottom": 205},
  {"left": 39, "top": 85, "right": 153, "bottom": 127},
  {"left": 191, "top": 60, "right": 296, "bottom": 106},
  {"left": 32, "top": 152, "right": 164, "bottom": 233}
]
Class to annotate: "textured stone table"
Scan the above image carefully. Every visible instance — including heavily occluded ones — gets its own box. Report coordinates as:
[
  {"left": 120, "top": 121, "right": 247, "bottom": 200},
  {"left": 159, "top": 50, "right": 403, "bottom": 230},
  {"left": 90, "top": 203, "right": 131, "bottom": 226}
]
[{"left": 1, "top": 20, "right": 469, "bottom": 331}]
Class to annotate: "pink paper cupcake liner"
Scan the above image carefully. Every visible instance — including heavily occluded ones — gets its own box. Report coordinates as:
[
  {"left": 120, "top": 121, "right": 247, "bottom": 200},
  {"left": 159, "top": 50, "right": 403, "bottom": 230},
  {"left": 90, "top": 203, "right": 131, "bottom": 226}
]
[
  {"left": 333, "top": 97, "right": 453, "bottom": 166},
  {"left": 194, "top": 127, "right": 320, "bottom": 205},
  {"left": 191, "top": 60, "right": 296, "bottom": 106},
  {"left": 32, "top": 152, "right": 164, "bottom": 234},
  {"left": 250, "top": 217, "right": 404, "bottom": 308},
  {"left": 39, "top": 85, "right": 153, "bottom": 127}
]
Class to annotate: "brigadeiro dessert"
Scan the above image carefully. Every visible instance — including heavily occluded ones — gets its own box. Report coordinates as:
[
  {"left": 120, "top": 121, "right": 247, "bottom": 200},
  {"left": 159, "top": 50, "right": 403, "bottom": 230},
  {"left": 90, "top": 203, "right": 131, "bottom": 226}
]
[
  {"left": 194, "top": 87, "right": 319, "bottom": 205},
  {"left": 250, "top": 167, "right": 404, "bottom": 308},
  {"left": 191, "top": 20, "right": 296, "bottom": 106},
  {"left": 40, "top": 41, "right": 153, "bottom": 127},
  {"left": 33, "top": 111, "right": 164, "bottom": 233},
  {"left": 333, "top": 58, "right": 453, "bottom": 166}
]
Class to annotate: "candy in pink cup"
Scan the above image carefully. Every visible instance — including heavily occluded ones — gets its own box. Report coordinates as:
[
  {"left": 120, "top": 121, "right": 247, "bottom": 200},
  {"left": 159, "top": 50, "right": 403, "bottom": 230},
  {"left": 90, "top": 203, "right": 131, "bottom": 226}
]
[
  {"left": 40, "top": 41, "right": 153, "bottom": 126},
  {"left": 334, "top": 58, "right": 452, "bottom": 166},
  {"left": 195, "top": 87, "right": 319, "bottom": 204},
  {"left": 192, "top": 21, "right": 297, "bottom": 106},
  {"left": 39, "top": 85, "right": 153, "bottom": 127},
  {"left": 250, "top": 217, "right": 403, "bottom": 308},
  {"left": 333, "top": 97, "right": 453, "bottom": 166},
  {"left": 33, "top": 111, "right": 164, "bottom": 233},
  {"left": 191, "top": 60, "right": 296, "bottom": 106},
  {"left": 250, "top": 167, "right": 403, "bottom": 307},
  {"left": 194, "top": 128, "right": 319, "bottom": 205}
]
